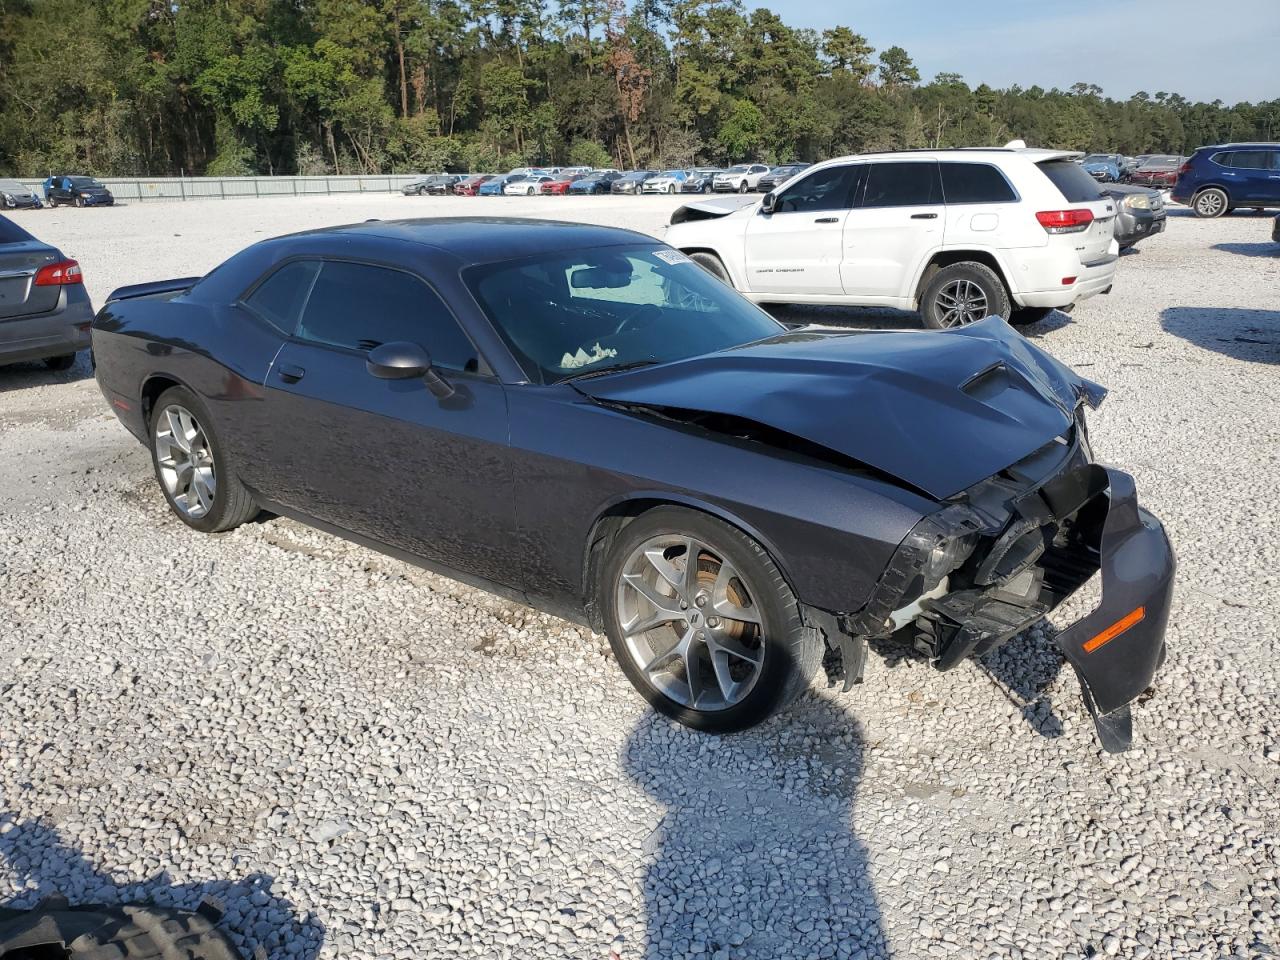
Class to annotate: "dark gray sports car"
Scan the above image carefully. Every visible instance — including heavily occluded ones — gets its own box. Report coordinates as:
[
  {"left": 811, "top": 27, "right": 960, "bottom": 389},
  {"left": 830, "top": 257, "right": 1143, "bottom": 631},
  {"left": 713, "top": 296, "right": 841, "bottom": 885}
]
[{"left": 91, "top": 218, "right": 1174, "bottom": 750}]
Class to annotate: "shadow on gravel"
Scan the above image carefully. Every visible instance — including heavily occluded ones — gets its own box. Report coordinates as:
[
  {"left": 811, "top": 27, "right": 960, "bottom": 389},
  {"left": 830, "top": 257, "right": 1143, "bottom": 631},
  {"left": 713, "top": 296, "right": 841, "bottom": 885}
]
[
  {"left": 1161, "top": 306, "right": 1280, "bottom": 364},
  {"left": 0, "top": 351, "right": 94, "bottom": 394},
  {"left": 623, "top": 693, "right": 887, "bottom": 960},
  {"left": 1211, "top": 242, "right": 1279, "bottom": 258},
  {"left": 0, "top": 812, "right": 324, "bottom": 960},
  {"left": 974, "top": 624, "right": 1067, "bottom": 740}
]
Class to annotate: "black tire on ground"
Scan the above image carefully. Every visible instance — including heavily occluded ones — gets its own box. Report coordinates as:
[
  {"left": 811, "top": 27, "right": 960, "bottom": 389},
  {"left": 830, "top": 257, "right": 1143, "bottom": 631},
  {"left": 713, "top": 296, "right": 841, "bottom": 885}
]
[
  {"left": 75, "top": 196, "right": 85, "bottom": 207},
  {"left": 598, "top": 506, "right": 822, "bottom": 733},
  {"left": 527, "top": 187, "right": 536, "bottom": 195},
  {"left": 44, "top": 352, "right": 77, "bottom": 370},
  {"left": 918, "top": 261, "right": 1011, "bottom": 330},
  {"left": 1009, "top": 307, "right": 1054, "bottom": 326},
  {"left": 737, "top": 180, "right": 748, "bottom": 193},
  {"left": 688, "top": 251, "right": 731, "bottom": 285},
  {"left": 148, "top": 385, "right": 258, "bottom": 533},
  {"left": 1192, "top": 187, "right": 1229, "bottom": 218}
]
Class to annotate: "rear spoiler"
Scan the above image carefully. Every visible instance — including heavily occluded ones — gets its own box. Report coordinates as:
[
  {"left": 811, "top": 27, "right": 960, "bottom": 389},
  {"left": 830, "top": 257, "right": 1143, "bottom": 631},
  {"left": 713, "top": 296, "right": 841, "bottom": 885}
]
[{"left": 105, "top": 277, "right": 201, "bottom": 304}]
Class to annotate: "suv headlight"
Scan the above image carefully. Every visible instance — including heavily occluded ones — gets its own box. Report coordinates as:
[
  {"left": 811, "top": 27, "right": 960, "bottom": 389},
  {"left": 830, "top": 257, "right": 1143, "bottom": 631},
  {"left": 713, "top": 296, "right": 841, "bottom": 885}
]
[{"left": 1123, "top": 193, "right": 1152, "bottom": 210}]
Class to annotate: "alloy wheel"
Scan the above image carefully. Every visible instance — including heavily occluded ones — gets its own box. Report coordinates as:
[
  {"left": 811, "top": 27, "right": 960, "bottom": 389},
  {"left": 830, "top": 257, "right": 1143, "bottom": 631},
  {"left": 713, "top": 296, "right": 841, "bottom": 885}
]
[
  {"left": 1195, "top": 191, "right": 1225, "bottom": 217},
  {"left": 615, "top": 534, "right": 766, "bottom": 711},
  {"left": 934, "top": 278, "right": 989, "bottom": 327},
  {"left": 154, "top": 404, "right": 216, "bottom": 519}
]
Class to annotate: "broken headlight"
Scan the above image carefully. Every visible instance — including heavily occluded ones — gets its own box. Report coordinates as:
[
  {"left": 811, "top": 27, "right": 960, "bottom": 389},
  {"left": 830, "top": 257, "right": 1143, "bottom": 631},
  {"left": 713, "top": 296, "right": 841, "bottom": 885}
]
[{"left": 924, "top": 533, "right": 979, "bottom": 588}]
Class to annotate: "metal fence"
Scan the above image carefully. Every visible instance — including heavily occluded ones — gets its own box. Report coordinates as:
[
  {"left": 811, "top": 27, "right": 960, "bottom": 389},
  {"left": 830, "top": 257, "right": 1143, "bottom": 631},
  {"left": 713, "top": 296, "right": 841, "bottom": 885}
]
[{"left": 14, "top": 175, "right": 426, "bottom": 202}]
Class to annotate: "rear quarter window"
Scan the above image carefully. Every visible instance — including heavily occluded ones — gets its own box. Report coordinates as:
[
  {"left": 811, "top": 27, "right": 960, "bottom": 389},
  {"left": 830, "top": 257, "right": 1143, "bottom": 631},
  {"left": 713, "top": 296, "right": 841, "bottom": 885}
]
[{"left": 1037, "top": 160, "right": 1103, "bottom": 203}]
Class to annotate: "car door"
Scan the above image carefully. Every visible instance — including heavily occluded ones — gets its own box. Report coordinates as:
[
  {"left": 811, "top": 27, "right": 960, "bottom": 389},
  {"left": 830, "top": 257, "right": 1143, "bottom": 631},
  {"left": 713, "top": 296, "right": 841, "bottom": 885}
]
[
  {"left": 742, "top": 163, "right": 864, "bottom": 296},
  {"left": 840, "top": 160, "right": 945, "bottom": 300},
  {"left": 1224, "top": 150, "right": 1271, "bottom": 203},
  {"left": 937, "top": 160, "right": 1020, "bottom": 254},
  {"left": 259, "top": 257, "right": 520, "bottom": 586}
]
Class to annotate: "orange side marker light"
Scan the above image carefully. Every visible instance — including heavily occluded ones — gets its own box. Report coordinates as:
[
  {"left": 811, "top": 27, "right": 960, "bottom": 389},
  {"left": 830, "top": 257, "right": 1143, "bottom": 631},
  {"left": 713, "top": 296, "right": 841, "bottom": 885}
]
[{"left": 1083, "top": 606, "right": 1145, "bottom": 654}]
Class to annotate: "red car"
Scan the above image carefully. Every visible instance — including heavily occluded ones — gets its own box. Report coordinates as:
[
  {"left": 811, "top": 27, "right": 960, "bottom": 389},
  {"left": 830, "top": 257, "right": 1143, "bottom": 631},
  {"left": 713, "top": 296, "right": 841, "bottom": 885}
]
[
  {"left": 453, "top": 174, "right": 496, "bottom": 196},
  {"left": 539, "top": 174, "right": 584, "bottom": 195},
  {"left": 1128, "top": 156, "right": 1181, "bottom": 189}
]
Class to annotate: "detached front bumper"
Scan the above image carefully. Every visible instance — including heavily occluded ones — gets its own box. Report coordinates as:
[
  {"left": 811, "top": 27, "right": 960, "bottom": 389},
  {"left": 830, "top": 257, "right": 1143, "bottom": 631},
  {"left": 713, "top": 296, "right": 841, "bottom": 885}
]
[{"left": 1053, "top": 467, "right": 1174, "bottom": 751}]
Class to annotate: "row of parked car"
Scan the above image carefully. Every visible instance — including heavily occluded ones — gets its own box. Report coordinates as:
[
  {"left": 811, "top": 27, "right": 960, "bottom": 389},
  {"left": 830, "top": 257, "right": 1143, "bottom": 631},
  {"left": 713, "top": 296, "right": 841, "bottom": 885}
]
[{"left": 402, "top": 163, "right": 814, "bottom": 198}]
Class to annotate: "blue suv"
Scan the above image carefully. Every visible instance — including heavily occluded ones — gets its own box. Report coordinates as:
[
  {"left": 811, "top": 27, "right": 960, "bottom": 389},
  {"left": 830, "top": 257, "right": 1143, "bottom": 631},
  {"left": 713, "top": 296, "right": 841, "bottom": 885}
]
[{"left": 1172, "top": 142, "right": 1280, "bottom": 217}]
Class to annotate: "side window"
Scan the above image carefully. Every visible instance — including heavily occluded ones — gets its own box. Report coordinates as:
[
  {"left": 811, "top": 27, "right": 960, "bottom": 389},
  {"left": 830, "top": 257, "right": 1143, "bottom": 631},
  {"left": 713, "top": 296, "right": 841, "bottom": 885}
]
[
  {"left": 861, "top": 162, "right": 942, "bottom": 207},
  {"left": 1228, "top": 150, "right": 1269, "bottom": 169},
  {"left": 774, "top": 165, "right": 861, "bottom": 214},
  {"left": 297, "top": 261, "right": 480, "bottom": 372},
  {"left": 242, "top": 260, "right": 320, "bottom": 334},
  {"left": 1271, "top": 151, "right": 1280, "bottom": 171},
  {"left": 939, "top": 163, "right": 1018, "bottom": 204}
]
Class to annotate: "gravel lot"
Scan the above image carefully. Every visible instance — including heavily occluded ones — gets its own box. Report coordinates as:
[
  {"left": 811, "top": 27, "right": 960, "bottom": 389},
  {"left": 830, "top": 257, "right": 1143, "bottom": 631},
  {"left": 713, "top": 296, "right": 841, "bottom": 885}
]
[{"left": 1, "top": 194, "right": 1277, "bottom": 960}]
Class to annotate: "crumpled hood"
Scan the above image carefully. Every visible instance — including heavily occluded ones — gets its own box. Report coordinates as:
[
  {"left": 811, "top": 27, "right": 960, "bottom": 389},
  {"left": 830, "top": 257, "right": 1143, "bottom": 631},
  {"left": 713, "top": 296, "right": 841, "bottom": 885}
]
[{"left": 574, "top": 316, "right": 1104, "bottom": 500}]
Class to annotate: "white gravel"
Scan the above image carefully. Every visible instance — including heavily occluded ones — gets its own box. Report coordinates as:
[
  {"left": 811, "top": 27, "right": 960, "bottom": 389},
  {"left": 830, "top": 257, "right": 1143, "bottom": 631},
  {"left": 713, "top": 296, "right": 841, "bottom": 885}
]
[{"left": 1, "top": 195, "right": 1278, "bottom": 960}]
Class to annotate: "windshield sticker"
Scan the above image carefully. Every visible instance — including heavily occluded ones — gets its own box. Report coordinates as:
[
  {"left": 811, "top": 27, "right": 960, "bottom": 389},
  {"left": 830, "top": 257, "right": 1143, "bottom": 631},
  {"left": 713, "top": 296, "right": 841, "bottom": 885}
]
[
  {"left": 560, "top": 342, "right": 620, "bottom": 370},
  {"left": 654, "top": 250, "right": 691, "bottom": 266}
]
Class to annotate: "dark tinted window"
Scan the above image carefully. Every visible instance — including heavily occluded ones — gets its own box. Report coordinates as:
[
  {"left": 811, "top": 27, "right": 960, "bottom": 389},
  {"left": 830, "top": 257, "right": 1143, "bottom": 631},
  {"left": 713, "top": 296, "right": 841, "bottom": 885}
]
[
  {"left": 774, "top": 164, "right": 863, "bottom": 213},
  {"left": 1226, "top": 150, "right": 1269, "bottom": 169},
  {"left": 0, "top": 215, "right": 34, "bottom": 244},
  {"left": 1037, "top": 160, "right": 1102, "bottom": 202},
  {"left": 939, "top": 162, "right": 1017, "bottom": 203},
  {"left": 297, "top": 261, "right": 479, "bottom": 372},
  {"left": 244, "top": 260, "right": 320, "bottom": 333},
  {"left": 861, "top": 162, "right": 941, "bottom": 207}
]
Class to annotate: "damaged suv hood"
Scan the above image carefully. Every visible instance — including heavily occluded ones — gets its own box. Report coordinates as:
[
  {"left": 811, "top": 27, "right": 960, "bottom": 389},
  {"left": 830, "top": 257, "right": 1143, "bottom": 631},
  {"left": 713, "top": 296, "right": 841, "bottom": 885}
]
[{"left": 574, "top": 316, "right": 1104, "bottom": 500}]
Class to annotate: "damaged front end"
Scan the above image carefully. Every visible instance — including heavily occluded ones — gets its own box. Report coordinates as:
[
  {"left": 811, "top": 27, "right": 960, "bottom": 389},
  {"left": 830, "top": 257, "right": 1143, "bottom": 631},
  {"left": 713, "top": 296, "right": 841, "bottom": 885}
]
[{"left": 835, "top": 414, "right": 1175, "bottom": 752}]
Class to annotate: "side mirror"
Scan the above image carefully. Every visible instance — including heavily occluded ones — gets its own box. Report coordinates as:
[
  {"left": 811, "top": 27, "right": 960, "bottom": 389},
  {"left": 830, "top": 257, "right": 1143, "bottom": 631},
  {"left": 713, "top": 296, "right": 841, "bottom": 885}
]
[
  {"left": 366, "top": 341, "right": 455, "bottom": 399},
  {"left": 760, "top": 191, "right": 777, "bottom": 215}
]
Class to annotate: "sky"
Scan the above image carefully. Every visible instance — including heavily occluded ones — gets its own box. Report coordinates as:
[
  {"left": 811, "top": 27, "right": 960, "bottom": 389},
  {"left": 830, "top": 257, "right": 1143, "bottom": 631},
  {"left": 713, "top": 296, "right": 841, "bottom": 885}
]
[{"left": 751, "top": 0, "right": 1279, "bottom": 104}]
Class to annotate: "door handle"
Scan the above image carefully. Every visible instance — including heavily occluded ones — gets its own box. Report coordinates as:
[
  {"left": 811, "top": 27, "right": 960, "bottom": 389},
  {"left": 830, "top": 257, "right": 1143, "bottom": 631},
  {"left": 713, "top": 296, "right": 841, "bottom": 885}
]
[
  {"left": 910, "top": 212, "right": 939, "bottom": 220},
  {"left": 814, "top": 217, "right": 839, "bottom": 223},
  {"left": 277, "top": 363, "right": 306, "bottom": 383}
]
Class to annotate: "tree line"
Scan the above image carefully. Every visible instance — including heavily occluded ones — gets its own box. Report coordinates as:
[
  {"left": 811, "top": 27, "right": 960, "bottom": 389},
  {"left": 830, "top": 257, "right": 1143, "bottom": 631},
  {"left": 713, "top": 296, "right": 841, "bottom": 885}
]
[{"left": 1, "top": 0, "right": 1276, "bottom": 178}]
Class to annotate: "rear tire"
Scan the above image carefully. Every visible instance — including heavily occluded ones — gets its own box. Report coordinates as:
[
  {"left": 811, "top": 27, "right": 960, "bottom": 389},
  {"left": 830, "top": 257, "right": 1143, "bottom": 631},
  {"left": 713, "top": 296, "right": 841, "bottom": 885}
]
[
  {"left": 1009, "top": 307, "right": 1054, "bottom": 326},
  {"left": 148, "top": 386, "right": 258, "bottom": 533},
  {"left": 919, "top": 261, "right": 1011, "bottom": 330},
  {"left": 688, "top": 251, "right": 731, "bottom": 285},
  {"left": 598, "top": 506, "right": 822, "bottom": 733},
  {"left": 1192, "top": 187, "right": 1228, "bottom": 218},
  {"left": 44, "top": 353, "right": 76, "bottom": 371}
]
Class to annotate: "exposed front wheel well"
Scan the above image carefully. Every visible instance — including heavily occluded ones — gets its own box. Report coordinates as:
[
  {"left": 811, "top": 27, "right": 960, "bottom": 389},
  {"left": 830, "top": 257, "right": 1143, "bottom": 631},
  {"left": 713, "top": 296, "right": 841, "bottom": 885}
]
[{"left": 914, "top": 250, "right": 1013, "bottom": 307}]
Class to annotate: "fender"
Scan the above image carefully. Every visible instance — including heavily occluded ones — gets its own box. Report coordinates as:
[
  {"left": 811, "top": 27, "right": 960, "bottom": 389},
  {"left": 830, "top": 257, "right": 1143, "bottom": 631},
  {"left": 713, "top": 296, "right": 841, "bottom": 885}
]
[{"left": 908, "top": 243, "right": 1022, "bottom": 304}]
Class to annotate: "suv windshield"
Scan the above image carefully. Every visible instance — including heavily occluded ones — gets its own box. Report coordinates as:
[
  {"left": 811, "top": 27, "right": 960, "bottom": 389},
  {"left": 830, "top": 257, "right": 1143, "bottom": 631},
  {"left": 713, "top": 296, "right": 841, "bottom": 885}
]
[
  {"left": 466, "top": 246, "right": 784, "bottom": 384},
  {"left": 726, "top": 165, "right": 749, "bottom": 173}
]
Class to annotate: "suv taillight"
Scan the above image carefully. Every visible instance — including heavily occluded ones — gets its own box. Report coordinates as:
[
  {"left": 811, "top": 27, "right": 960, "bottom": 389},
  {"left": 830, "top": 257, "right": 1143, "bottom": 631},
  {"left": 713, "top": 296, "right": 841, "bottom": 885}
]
[
  {"left": 1036, "top": 209, "right": 1094, "bottom": 234},
  {"left": 33, "top": 259, "right": 83, "bottom": 286},
  {"left": 1178, "top": 161, "right": 1192, "bottom": 175}
]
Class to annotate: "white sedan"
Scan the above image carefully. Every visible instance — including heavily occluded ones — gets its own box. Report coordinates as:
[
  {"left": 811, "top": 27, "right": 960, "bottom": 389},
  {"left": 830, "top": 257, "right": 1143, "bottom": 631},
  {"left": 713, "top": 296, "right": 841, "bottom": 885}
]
[{"left": 503, "top": 175, "right": 554, "bottom": 196}]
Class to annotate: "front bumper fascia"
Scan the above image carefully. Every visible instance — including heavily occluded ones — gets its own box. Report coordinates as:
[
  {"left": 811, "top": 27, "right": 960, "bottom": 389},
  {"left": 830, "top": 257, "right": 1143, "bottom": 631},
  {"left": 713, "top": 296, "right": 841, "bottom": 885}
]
[{"left": 1053, "top": 466, "right": 1175, "bottom": 751}]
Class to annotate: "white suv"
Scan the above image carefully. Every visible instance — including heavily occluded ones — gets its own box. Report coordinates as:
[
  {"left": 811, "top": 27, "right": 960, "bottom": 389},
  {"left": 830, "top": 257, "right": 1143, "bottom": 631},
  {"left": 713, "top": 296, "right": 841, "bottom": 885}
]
[
  {"left": 712, "top": 163, "right": 770, "bottom": 193},
  {"left": 666, "top": 147, "right": 1119, "bottom": 327}
]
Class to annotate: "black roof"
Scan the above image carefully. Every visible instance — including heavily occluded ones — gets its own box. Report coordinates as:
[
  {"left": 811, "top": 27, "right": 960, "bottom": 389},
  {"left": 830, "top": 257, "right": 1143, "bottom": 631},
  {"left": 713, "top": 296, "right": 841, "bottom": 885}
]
[{"left": 288, "top": 217, "right": 659, "bottom": 263}]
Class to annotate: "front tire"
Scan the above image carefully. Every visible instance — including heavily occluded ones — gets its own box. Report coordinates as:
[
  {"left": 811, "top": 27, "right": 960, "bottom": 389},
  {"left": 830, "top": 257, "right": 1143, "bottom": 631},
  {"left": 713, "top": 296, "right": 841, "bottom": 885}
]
[
  {"left": 919, "top": 261, "right": 1011, "bottom": 329},
  {"left": 148, "top": 386, "right": 258, "bottom": 533},
  {"left": 737, "top": 180, "right": 748, "bottom": 193},
  {"left": 599, "top": 507, "right": 821, "bottom": 733},
  {"left": 75, "top": 196, "right": 85, "bottom": 208},
  {"left": 688, "top": 251, "right": 731, "bottom": 285},
  {"left": 1192, "top": 187, "right": 1228, "bottom": 218}
]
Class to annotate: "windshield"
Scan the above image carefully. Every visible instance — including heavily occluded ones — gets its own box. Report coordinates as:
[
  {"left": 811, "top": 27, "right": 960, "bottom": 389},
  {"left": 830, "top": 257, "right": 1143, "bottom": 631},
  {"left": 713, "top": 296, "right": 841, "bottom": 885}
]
[
  {"left": 70, "top": 177, "right": 102, "bottom": 187},
  {"left": 660, "top": 170, "right": 683, "bottom": 178},
  {"left": 466, "top": 245, "right": 784, "bottom": 384},
  {"left": 726, "top": 165, "right": 749, "bottom": 173}
]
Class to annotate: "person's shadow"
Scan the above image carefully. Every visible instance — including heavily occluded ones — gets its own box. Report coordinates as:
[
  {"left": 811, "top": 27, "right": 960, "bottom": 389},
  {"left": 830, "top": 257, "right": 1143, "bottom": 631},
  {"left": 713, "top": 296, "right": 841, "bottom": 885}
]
[
  {"left": 0, "top": 812, "right": 323, "bottom": 960},
  {"left": 622, "top": 693, "right": 886, "bottom": 960}
]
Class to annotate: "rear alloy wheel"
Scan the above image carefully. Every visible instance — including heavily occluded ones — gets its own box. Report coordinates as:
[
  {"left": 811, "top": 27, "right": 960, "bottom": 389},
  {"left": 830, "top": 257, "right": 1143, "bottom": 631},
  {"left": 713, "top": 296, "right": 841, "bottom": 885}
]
[
  {"left": 668, "top": 183, "right": 676, "bottom": 194},
  {"left": 688, "top": 251, "right": 731, "bottom": 285},
  {"left": 149, "top": 386, "right": 258, "bottom": 533},
  {"left": 920, "top": 262, "right": 1010, "bottom": 330},
  {"left": 600, "top": 507, "right": 821, "bottom": 732},
  {"left": 1192, "top": 187, "right": 1228, "bottom": 218},
  {"left": 44, "top": 353, "right": 76, "bottom": 371}
]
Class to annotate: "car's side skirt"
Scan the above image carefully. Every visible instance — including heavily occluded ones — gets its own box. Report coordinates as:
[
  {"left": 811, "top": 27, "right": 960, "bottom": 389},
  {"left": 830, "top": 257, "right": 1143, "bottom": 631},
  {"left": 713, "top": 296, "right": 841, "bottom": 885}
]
[{"left": 253, "top": 496, "right": 594, "bottom": 629}]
